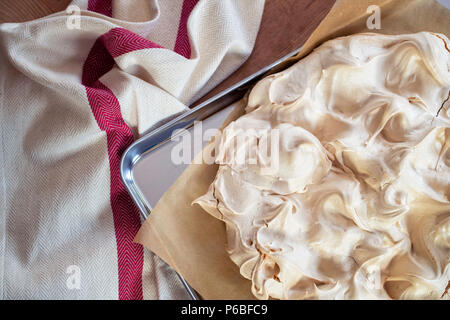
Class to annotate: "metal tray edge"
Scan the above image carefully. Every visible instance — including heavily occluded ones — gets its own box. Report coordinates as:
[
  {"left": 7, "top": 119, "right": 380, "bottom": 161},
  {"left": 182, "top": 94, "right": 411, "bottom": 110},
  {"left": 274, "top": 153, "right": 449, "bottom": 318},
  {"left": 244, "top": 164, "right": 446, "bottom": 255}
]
[{"left": 119, "top": 47, "right": 302, "bottom": 300}]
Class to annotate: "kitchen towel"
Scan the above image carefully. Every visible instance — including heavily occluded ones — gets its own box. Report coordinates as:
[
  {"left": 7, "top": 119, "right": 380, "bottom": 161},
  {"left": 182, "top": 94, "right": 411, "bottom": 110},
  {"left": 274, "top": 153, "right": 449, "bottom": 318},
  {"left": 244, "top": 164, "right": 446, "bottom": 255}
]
[{"left": 0, "top": 0, "right": 265, "bottom": 299}]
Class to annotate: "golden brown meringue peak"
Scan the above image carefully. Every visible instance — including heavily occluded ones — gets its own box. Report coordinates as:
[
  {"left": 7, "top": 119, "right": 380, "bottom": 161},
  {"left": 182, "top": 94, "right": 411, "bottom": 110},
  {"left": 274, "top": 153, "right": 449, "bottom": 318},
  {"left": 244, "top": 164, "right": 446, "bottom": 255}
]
[{"left": 194, "top": 32, "right": 450, "bottom": 300}]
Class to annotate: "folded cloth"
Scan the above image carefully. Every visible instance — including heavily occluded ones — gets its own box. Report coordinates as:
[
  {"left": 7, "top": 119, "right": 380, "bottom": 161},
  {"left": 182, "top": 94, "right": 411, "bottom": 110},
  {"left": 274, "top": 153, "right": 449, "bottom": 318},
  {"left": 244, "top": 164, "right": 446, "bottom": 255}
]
[{"left": 0, "top": 0, "right": 264, "bottom": 299}]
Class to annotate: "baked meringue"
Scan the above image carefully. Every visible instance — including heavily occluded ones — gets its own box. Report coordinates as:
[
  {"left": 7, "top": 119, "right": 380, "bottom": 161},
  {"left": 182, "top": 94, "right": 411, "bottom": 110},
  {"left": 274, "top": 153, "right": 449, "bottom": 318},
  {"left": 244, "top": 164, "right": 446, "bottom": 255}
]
[{"left": 194, "top": 32, "right": 450, "bottom": 300}]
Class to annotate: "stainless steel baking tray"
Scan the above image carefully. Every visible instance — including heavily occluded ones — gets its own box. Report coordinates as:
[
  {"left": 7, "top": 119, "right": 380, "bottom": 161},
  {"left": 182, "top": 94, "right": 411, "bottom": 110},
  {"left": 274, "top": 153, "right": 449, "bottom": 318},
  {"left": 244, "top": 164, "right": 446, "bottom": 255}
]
[{"left": 120, "top": 47, "right": 302, "bottom": 300}]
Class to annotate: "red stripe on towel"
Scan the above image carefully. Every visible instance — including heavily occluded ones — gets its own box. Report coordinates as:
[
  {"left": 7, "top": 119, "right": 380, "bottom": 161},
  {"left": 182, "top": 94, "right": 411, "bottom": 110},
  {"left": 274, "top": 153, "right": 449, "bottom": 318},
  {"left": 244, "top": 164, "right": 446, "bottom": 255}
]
[
  {"left": 102, "top": 28, "right": 164, "bottom": 58},
  {"left": 81, "top": 27, "right": 165, "bottom": 300},
  {"left": 174, "top": 0, "right": 200, "bottom": 58},
  {"left": 87, "top": 0, "right": 112, "bottom": 17}
]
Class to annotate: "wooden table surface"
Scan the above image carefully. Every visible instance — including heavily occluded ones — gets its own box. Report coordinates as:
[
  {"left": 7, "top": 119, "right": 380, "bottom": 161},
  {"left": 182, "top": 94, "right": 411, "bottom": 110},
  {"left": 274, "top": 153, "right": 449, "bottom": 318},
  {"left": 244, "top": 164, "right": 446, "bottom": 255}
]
[
  {"left": 0, "top": 0, "right": 336, "bottom": 102},
  {"left": 199, "top": 0, "right": 335, "bottom": 103}
]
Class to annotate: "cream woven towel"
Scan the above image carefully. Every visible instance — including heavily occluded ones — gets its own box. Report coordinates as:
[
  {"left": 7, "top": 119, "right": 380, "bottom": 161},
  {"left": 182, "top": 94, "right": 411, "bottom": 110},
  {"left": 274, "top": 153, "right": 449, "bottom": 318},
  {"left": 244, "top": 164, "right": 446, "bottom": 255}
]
[{"left": 0, "top": 0, "right": 264, "bottom": 299}]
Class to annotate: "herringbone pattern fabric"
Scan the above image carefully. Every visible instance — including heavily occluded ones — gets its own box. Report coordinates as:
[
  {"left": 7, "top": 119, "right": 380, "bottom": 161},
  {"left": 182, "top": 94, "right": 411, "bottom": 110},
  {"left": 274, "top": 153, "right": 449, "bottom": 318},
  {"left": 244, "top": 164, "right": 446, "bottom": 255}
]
[{"left": 0, "top": 0, "right": 265, "bottom": 299}]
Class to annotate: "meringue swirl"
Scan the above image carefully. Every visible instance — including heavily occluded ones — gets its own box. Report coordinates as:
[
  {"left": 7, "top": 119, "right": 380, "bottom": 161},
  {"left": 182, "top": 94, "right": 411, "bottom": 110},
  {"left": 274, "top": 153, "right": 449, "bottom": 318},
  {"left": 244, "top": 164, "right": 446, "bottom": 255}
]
[{"left": 194, "top": 33, "right": 450, "bottom": 300}]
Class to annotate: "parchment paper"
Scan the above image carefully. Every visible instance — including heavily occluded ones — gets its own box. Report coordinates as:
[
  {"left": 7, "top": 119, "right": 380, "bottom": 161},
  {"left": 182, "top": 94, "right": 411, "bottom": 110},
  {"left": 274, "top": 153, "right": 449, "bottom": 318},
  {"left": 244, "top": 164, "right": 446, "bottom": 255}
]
[{"left": 135, "top": 0, "right": 450, "bottom": 300}]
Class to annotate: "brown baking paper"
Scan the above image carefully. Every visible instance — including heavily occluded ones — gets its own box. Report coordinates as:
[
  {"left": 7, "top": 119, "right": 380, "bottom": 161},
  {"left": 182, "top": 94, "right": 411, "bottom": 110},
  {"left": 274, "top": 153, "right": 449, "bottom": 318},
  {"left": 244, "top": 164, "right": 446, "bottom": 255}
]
[{"left": 135, "top": 0, "right": 450, "bottom": 300}]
